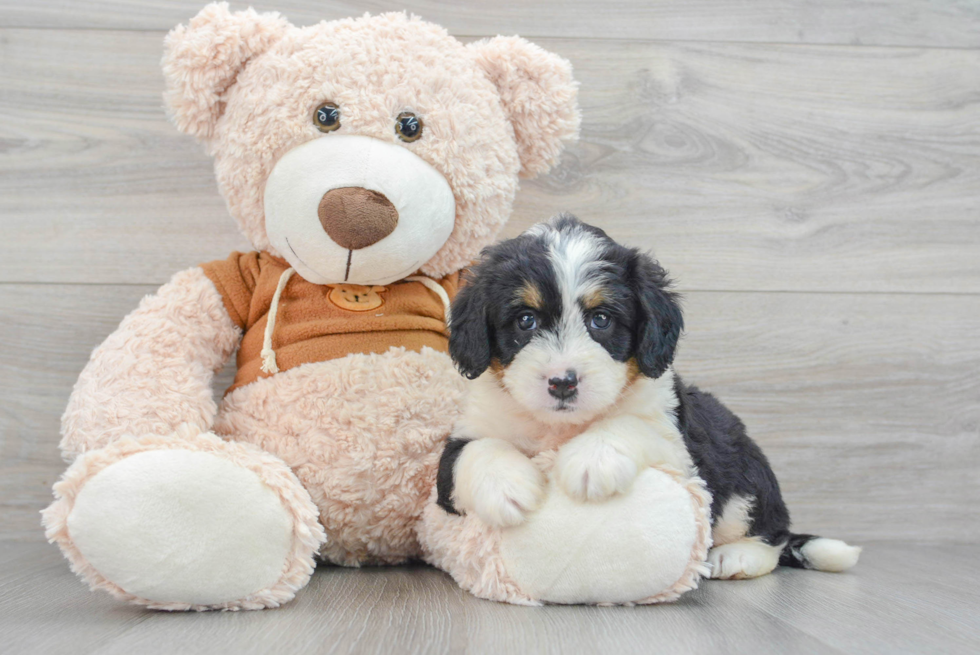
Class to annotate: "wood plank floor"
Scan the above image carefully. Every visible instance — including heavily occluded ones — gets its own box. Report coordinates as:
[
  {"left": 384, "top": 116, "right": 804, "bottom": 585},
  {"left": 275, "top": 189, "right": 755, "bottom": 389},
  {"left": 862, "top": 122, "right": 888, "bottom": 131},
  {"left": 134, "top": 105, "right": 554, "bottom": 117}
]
[
  {"left": 1, "top": 541, "right": 978, "bottom": 655},
  {"left": 1, "top": 0, "right": 978, "bottom": 651}
]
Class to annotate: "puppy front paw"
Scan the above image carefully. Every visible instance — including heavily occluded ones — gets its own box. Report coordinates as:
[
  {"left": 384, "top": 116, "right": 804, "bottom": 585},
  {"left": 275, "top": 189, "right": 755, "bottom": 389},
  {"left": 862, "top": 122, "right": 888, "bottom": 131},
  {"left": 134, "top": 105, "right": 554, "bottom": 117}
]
[
  {"left": 455, "top": 439, "right": 546, "bottom": 528},
  {"left": 556, "top": 436, "right": 639, "bottom": 502},
  {"left": 470, "top": 465, "right": 545, "bottom": 528}
]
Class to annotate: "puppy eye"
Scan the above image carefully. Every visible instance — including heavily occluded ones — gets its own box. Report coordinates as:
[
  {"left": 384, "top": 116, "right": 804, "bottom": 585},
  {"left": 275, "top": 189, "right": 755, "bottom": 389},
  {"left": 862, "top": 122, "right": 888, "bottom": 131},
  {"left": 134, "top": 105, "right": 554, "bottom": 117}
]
[
  {"left": 314, "top": 103, "right": 341, "bottom": 132},
  {"left": 590, "top": 312, "right": 612, "bottom": 330},
  {"left": 395, "top": 111, "right": 423, "bottom": 142},
  {"left": 516, "top": 312, "right": 538, "bottom": 331}
]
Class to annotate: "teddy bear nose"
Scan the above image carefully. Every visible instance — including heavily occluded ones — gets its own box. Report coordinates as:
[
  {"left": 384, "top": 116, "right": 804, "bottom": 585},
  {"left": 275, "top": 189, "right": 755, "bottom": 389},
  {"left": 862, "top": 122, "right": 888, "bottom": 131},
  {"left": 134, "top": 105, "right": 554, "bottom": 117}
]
[{"left": 318, "top": 187, "right": 399, "bottom": 250}]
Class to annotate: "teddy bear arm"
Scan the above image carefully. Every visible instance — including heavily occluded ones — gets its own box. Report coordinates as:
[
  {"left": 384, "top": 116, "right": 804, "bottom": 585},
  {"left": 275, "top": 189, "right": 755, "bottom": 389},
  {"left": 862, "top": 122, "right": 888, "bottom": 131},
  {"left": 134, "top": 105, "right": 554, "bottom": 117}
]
[{"left": 59, "top": 266, "right": 241, "bottom": 459}]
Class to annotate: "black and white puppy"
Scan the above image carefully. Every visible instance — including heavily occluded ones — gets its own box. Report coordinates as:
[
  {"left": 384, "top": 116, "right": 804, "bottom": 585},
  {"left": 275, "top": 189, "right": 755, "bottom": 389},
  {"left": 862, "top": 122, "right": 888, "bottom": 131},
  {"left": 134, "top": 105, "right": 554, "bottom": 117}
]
[{"left": 437, "top": 214, "right": 860, "bottom": 580}]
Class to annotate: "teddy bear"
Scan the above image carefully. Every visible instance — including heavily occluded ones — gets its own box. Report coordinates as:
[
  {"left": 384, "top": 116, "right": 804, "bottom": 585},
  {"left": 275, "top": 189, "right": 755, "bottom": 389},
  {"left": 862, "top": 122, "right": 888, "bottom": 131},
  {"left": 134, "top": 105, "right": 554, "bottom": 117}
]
[{"left": 41, "top": 2, "right": 580, "bottom": 611}]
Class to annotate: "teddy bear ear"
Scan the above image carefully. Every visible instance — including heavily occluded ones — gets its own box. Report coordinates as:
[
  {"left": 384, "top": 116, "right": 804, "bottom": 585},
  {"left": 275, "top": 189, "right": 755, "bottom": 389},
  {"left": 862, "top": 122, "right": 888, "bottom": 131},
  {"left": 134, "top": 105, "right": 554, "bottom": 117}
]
[
  {"left": 468, "top": 36, "right": 581, "bottom": 179},
  {"left": 162, "top": 2, "right": 290, "bottom": 141}
]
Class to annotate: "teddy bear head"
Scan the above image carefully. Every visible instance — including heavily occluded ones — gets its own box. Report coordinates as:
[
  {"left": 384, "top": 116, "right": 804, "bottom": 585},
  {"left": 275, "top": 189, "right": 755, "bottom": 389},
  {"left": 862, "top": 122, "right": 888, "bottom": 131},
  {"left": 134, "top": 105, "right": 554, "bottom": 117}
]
[{"left": 163, "top": 3, "right": 579, "bottom": 285}]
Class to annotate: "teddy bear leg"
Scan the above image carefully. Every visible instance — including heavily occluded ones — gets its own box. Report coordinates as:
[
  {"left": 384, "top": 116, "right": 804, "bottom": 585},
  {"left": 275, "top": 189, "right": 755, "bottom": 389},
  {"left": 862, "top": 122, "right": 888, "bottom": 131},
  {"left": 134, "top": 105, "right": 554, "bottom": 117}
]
[
  {"left": 419, "top": 461, "right": 713, "bottom": 606},
  {"left": 42, "top": 426, "right": 326, "bottom": 611}
]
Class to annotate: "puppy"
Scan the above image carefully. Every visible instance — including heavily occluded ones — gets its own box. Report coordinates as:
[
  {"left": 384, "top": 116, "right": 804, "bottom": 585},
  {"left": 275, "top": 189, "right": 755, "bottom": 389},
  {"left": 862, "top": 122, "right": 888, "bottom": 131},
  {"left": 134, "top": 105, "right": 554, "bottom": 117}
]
[{"left": 436, "top": 214, "right": 861, "bottom": 580}]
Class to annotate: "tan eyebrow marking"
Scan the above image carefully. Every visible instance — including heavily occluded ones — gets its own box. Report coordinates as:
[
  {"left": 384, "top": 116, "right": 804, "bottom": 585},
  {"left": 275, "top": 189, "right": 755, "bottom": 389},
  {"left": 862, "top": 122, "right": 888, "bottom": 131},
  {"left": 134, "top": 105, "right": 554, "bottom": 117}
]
[
  {"left": 581, "top": 288, "right": 607, "bottom": 310},
  {"left": 518, "top": 282, "right": 544, "bottom": 309}
]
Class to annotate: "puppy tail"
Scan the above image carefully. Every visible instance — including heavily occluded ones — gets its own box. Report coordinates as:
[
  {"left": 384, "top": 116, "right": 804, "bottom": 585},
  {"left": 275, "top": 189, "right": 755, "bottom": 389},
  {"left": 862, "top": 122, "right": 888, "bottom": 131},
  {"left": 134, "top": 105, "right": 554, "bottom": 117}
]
[{"left": 779, "top": 533, "right": 862, "bottom": 572}]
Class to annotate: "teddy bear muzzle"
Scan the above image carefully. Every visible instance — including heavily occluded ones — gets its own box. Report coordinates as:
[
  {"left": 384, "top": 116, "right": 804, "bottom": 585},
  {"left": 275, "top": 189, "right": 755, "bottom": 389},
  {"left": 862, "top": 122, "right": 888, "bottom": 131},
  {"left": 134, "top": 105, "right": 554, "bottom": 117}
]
[{"left": 264, "top": 135, "right": 456, "bottom": 287}]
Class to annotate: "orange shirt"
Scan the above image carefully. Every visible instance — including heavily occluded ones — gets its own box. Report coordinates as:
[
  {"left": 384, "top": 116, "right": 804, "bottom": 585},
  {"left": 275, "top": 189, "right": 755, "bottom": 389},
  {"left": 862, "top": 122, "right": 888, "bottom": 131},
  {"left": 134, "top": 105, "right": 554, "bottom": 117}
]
[{"left": 201, "top": 251, "right": 458, "bottom": 393}]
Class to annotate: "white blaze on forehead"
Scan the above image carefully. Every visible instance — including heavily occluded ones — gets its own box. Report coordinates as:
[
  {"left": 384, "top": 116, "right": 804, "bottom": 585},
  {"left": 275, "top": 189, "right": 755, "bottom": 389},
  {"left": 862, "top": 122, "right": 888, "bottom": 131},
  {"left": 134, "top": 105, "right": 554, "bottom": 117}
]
[{"left": 540, "top": 221, "right": 606, "bottom": 338}]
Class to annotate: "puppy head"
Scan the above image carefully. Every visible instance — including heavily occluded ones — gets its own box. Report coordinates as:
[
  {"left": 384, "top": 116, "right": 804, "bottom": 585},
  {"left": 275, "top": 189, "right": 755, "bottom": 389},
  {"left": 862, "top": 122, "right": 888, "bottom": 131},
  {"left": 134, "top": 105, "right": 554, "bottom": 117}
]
[{"left": 449, "top": 214, "right": 683, "bottom": 424}]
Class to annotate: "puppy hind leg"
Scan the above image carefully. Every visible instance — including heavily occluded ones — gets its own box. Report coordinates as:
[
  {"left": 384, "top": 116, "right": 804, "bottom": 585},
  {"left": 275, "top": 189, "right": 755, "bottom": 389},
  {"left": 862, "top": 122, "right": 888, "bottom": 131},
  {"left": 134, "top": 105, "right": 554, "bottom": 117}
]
[{"left": 708, "top": 537, "right": 782, "bottom": 580}]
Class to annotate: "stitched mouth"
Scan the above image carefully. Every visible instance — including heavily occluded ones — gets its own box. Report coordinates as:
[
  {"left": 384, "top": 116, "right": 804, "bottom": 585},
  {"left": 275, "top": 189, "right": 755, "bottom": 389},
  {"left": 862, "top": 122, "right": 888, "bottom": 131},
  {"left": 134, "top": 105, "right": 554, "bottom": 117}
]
[
  {"left": 286, "top": 238, "right": 420, "bottom": 285},
  {"left": 285, "top": 237, "right": 328, "bottom": 281},
  {"left": 361, "top": 259, "right": 421, "bottom": 286}
]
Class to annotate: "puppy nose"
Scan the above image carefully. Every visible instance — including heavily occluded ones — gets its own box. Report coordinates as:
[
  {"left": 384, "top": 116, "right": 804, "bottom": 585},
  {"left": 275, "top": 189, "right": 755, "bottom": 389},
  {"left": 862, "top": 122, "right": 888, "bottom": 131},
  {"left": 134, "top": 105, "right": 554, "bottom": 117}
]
[
  {"left": 548, "top": 370, "right": 578, "bottom": 400},
  {"left": 318, "top": 187, "right": 399, "bottom": 250}
]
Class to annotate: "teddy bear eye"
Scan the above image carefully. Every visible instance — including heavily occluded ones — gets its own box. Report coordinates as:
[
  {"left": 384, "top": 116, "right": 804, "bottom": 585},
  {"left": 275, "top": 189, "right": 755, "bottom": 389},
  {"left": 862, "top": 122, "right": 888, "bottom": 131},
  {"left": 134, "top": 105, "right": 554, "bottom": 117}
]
[
  {"left": 314, "top": 103, "right": 341, "bottom": 132},
  {"left": 395, "top": 112, "right": 423, "bottom": 142}
]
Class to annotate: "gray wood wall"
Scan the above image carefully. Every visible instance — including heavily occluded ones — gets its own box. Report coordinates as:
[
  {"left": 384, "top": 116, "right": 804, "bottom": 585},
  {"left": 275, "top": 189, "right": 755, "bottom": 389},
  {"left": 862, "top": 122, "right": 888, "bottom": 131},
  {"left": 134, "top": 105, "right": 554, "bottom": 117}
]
[{"left": 1, "top": 1, "right": 977, "bottom": 544}]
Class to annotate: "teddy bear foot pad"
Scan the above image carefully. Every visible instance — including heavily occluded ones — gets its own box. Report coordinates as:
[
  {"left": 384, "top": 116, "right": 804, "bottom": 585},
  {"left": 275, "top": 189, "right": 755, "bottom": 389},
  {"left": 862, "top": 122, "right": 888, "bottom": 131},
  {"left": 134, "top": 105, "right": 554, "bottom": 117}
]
[
  {"left": 500, "top": 467, "right": 709, "bottom": 605},
  {"left": 43, "top": 428, "right": 326, "bottom": 610},
  {"left": 420, "top": 463, "right": 713, "bottom": 606}
]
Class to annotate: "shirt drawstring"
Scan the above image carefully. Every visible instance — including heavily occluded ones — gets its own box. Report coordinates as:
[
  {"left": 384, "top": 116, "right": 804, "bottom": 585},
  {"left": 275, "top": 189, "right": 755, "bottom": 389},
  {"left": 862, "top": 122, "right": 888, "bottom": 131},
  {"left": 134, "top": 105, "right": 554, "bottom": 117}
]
[
  {"left": 260, "top": 267, "right": 295, "bottom": 375},
  {"left": 405, "top": 275, "right": 452, "bottom": 326},
  {"left": 259, "top": 269, "right": 451, "bottom": 376}
]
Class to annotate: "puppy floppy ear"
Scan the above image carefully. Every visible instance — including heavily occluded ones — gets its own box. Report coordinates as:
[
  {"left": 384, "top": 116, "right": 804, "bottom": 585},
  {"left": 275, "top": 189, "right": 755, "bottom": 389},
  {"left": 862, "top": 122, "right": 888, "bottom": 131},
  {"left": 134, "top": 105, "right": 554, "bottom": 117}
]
[
  {"left": 468, "top": 36, "right": 580, "bottom": 179},
  {"left": 630, "top": 252, "right": 684, "bottom": 379},
  {"left": 448, "top": 275, "right": 492, "bottom": 380},
  {"left": 162, "top": 2, "right": 289, "bottom": 141}
]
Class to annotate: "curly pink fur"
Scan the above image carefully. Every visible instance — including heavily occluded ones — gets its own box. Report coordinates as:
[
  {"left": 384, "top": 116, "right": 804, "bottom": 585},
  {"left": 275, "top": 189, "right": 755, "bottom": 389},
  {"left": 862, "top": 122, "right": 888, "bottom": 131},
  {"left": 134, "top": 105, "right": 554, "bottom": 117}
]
[{"left": 59, "top": 267, "right": 241, "bottom": 459}]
